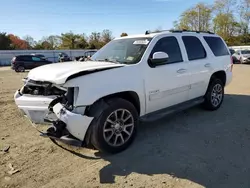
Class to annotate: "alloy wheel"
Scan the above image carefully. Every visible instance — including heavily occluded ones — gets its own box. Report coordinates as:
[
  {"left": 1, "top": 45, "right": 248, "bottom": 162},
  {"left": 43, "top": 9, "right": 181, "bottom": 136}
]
[{"left": 103, "top": 109, "right": 134, "bottom": 147}]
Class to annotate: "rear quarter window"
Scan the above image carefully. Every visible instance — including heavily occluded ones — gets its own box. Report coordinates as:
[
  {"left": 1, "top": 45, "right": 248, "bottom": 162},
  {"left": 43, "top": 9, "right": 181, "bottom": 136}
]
[
  {"left": 203, "top": 37, "right": 229, "bottom": 56},
  {"left": 16, "top": 56, "right": 32, "bottom": 61}
]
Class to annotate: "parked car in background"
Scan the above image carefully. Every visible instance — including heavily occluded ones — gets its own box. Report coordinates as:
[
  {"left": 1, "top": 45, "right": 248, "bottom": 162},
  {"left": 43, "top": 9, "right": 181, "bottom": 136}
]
[
  {"left": 232, "top": 49, "right": 250, "bottom": 64},
  {"left": 11, "top": 55, "right": 53, "bottom": 72},
  {"left": 58, "top": 52, "right": 71, "bottom": 62},
  {"left": 75, "top": 50, "right": 97, "bottom": 61},
  {"left": 229, "top": 48, "right": 235, "bottom": 55}
]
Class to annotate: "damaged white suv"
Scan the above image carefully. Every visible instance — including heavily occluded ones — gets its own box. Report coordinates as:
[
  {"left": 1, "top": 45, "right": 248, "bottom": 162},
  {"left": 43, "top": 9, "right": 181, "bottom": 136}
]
[{"left": 14, "top": 30, "right": 233, "bottom": 154}]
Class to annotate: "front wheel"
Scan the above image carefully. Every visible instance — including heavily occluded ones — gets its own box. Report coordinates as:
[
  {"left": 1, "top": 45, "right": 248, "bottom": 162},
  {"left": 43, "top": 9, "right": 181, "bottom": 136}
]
[
  {"left": 203, "top": 78, "right": 224, "bottom": 111},
  {"left": 90, "top": 98, "right": 138, "bottom": 154}
]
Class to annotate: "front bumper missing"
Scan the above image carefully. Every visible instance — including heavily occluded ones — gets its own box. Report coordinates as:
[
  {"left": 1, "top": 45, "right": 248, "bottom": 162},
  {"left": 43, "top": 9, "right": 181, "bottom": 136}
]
[
  {"left": 51, "top": 103, "right": 94, "bottom": 141},
  {"left": 14, "top": 88, "right": 94, "bottom": 146}
]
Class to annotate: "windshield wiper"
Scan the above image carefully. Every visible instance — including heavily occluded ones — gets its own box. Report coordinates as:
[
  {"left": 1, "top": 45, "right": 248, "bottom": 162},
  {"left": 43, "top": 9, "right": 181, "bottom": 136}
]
[{"left": 95, "top": 58, "right": 120, "bottom": 64}]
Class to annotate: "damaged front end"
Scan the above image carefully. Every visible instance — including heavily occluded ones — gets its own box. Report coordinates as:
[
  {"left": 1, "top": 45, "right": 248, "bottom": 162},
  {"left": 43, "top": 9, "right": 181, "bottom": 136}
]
[
  {"left": 14, "top": 78, "right": 94, "bottom": 147},
  {"left": 14, "top": 78, "right": 66, "bottom": 123}
]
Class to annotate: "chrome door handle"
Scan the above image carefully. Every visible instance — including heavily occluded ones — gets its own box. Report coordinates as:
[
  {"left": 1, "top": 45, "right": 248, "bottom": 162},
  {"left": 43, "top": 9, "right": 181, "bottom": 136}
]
[
  {"left": 177, "top": 68, "right": 187, "bottom": 74},
  {"left": 204, "top": 63, "right": 211, "bottom": 68}
]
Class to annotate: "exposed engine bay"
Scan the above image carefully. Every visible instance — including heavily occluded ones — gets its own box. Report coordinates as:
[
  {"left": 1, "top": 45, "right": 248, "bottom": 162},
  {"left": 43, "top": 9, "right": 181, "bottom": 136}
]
[{"left": 20, "top": 78, "right": 67, "bottom": 96}]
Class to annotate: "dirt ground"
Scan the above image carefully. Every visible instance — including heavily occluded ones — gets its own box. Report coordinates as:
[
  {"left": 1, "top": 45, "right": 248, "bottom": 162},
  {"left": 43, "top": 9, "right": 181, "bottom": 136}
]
[{"left": 0, "top": 65, "right": 250, "bottom": 188}]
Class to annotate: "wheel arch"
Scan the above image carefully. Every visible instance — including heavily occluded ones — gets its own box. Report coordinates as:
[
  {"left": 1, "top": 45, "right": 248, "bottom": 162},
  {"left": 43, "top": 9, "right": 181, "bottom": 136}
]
[
  {"left": 209, "top": 70, "right": 226, "bottom": 86},
  {"left": 87, "top": 91, "right": 141, "bottom": 116},
  {"left": 83, "top": 91, "right": 141, "bottom": 149}
]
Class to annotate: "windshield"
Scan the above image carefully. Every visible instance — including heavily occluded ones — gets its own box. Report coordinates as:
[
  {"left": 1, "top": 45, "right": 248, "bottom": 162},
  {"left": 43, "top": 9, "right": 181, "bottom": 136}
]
[
  {"left": 241, "top": 50, "right": 250, "bottom": 54},
  {"left": 91, "top": 37, "right": 152, "bottom": 64}
]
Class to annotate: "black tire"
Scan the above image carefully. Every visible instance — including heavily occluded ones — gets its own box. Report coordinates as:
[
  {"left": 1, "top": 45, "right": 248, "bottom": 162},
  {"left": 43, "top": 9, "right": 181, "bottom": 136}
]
[
  {"left": 15, "top": 66, "right": 25, "bottom": 72},
  {"left": 90, "top": 98, "right": 138, "bottom": 154},
  {"left": 203, "top": 78, "right": 224, "bottom": 111}
]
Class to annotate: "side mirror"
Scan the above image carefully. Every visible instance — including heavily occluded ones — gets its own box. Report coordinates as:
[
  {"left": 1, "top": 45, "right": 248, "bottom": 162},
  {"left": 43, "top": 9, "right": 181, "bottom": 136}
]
[{"left": 150, "top": 52, "right": 169, "bottom": 67}]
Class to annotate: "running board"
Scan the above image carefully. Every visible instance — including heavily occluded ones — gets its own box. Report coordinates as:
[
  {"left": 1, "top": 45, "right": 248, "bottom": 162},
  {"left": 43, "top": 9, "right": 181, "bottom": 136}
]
[{"left": 140, "top": 97, "right": 204, "bottom": 122}]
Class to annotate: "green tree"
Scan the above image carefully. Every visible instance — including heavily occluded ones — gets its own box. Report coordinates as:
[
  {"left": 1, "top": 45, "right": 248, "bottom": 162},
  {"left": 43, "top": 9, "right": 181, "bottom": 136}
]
[
  {"left": 23, "top": 35, "right": 36, "bottom": 49},
  {"left": 238, "top": 0, "right": 250, "bottom": 43},
  {"left": 174, "top": 3, "right": 212, "bottom": 31},
  {"left": 0, "top": 32, "right": 11, "bottom": 50},
  {"left": 213, "top": 13, "right": 240, "bottom": 39},
  {"left": 60, "top": 31, "right": 82, "bottom": 49},
  {"left": 213, "top": 0, "right": 239, "bottom": 39},
  {"left": 46, "top": 35, "right": 62, "bottom": 49},
  {"left": 101, "top": 29, "right": 113, "bottom": 43},
  {"left": 88, "top": 32, "right": 103, "bottom": 49}
]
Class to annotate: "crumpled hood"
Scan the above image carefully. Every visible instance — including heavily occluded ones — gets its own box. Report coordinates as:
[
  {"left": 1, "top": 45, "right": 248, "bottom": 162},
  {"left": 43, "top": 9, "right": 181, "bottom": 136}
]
[{"left": 27, "top": 61, "right": 125, "bottom": 84}]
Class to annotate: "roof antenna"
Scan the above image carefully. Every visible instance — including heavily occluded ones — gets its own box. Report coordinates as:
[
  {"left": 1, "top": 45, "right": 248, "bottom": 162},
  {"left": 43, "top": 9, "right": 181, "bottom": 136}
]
[{"left": 145, "top": 30, "right": 150, "bottom": 35}]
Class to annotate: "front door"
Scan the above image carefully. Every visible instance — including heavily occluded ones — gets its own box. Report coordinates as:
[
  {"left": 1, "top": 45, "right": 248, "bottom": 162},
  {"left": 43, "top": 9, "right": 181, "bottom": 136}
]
[{"left": 145, "top": 36, "right": 190, "bottom": 114}]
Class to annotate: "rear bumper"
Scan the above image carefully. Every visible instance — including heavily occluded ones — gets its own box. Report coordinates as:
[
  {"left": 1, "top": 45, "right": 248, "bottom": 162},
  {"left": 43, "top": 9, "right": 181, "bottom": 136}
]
[
  {"left": 226, "top": 71, "right": 233, "bottom": 86},
  {"left": 14, "top": 90, "right": 94, "bottom": 142}
]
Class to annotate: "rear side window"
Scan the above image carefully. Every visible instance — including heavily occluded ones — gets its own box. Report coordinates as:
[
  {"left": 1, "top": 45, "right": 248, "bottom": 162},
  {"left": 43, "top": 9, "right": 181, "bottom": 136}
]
[
  {"left": 17, "top": 56, "right": 32, "bottom": 61},
  {"left": 204, "top": 37, "right": 229, "bottom": 56},
  {"left": 151, "top": 36, "right": 183, "bottom": 64},
  {"left": 182, "top": 36, "right": 206, "bottom": 61}
]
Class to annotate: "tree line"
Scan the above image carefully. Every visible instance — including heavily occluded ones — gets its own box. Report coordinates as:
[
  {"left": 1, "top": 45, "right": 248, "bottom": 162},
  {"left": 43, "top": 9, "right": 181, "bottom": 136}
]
[
  {"left": 1, "top": 0, "right": 250, "bottom": 50},
  {"left": 173, "top": 0, "right": 250, "bottom": 46},
  {"left": 0, "top": 30, "right": 128, "bottom": 50}
]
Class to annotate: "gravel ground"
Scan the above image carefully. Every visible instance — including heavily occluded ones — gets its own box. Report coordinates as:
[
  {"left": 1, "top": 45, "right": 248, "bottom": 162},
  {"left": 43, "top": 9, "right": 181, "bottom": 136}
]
[{"left": 0, "top": 65, "right": 250, "bottom": 188}]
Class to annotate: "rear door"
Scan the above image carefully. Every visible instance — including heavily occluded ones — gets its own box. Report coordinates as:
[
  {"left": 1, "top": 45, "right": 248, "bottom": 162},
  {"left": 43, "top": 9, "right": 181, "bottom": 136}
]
[
  {"left": 31, "top": 56, "right": 47, "bottom": 68},
  {"left": 181, "top": 35, "right": 211, "bottom": 100},
  {"left": 22, "top": 56, "right": 33, "bottom": 69}
]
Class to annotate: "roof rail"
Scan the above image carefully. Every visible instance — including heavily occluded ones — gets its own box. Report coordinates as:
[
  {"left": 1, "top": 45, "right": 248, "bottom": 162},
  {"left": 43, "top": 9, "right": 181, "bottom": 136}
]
[{"left": 145, "top": 29, "right": 215, "bottom": 35}]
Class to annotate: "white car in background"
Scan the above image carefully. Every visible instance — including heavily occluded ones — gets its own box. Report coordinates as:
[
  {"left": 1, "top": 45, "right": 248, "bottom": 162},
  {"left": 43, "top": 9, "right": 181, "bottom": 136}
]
[
  {"left": 232, "top": 49, "right": 250, "bottom": 64},
  {"left": 14, "top": 30, "right": 233, "bottom": 154}
]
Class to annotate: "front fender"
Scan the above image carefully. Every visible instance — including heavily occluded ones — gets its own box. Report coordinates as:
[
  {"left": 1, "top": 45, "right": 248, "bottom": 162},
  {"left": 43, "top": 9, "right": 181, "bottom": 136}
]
[{"left": 63, "top": 68, "right": 146, "bottom": 116}]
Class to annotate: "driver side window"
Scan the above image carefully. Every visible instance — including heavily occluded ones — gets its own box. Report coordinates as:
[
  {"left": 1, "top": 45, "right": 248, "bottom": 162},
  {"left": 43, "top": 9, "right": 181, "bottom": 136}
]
[{"left": 150, "top": 36, "right": 183, "bottom": 64}]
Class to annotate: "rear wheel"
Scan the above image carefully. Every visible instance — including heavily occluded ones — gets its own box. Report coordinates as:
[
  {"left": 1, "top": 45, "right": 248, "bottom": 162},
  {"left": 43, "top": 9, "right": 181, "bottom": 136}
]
[
  {"left": 203, "top": 78, "right": 224, "bottom": 111},
  {"left": 15, "top": 66, "right": 25, "bottom": 72},
  {"left": 90, "top": 98, "right": 138, "bottom": 154}
]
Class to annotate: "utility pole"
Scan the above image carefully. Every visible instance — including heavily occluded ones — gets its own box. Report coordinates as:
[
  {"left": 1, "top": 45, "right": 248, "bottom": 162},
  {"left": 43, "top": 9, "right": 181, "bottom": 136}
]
[{"left": 198, "top": 5, "right": 201, "bottom": 31}]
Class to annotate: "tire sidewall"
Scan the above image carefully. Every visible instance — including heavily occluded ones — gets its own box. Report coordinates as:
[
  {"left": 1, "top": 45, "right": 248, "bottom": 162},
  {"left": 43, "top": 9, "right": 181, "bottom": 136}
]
[
  {"left": 17, "top": 66, "right": 25, "bottom": 72},
  {"left": 91, "top": 98, "right": 138, "bottom": 154},
  {"left": 205, "top": 78, "right": 224, "bottom": 110}
]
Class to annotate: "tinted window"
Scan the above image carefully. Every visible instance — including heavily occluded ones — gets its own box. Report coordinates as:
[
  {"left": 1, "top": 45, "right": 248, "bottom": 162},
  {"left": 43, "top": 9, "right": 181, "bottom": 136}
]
[
  {"left": 17, "top": 56, "right": 32, "bottom": 61},
  {"left": 32, "top": 57, "right": 41, "bottom": 61},
  {"left": 204, "top": 37, "right": 229, "bottom": 56},
  {"left": 241, "top": 50, "right": 250, "bottom": 54},
  {"left": 151, "top": 36, "right": 183, "bottom": 64},
  {"left": 182, "top": 36, "right": 206, "bottom": 60}
]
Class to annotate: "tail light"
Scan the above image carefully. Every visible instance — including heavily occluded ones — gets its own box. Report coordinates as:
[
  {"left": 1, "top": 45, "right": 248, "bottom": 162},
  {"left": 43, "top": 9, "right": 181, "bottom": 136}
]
[
  {"left": 230, "top": 56, "right": 233, "bottom": 72},
  {"left": 11, "top": 57, "right": 16, "bottom": 64}
]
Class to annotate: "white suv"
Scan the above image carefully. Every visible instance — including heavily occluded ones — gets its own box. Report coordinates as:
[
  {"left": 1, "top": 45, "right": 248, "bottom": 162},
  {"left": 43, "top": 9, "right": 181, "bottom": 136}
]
[{"left": 14, "top": 30, "right": 233, "bottom": 154}]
